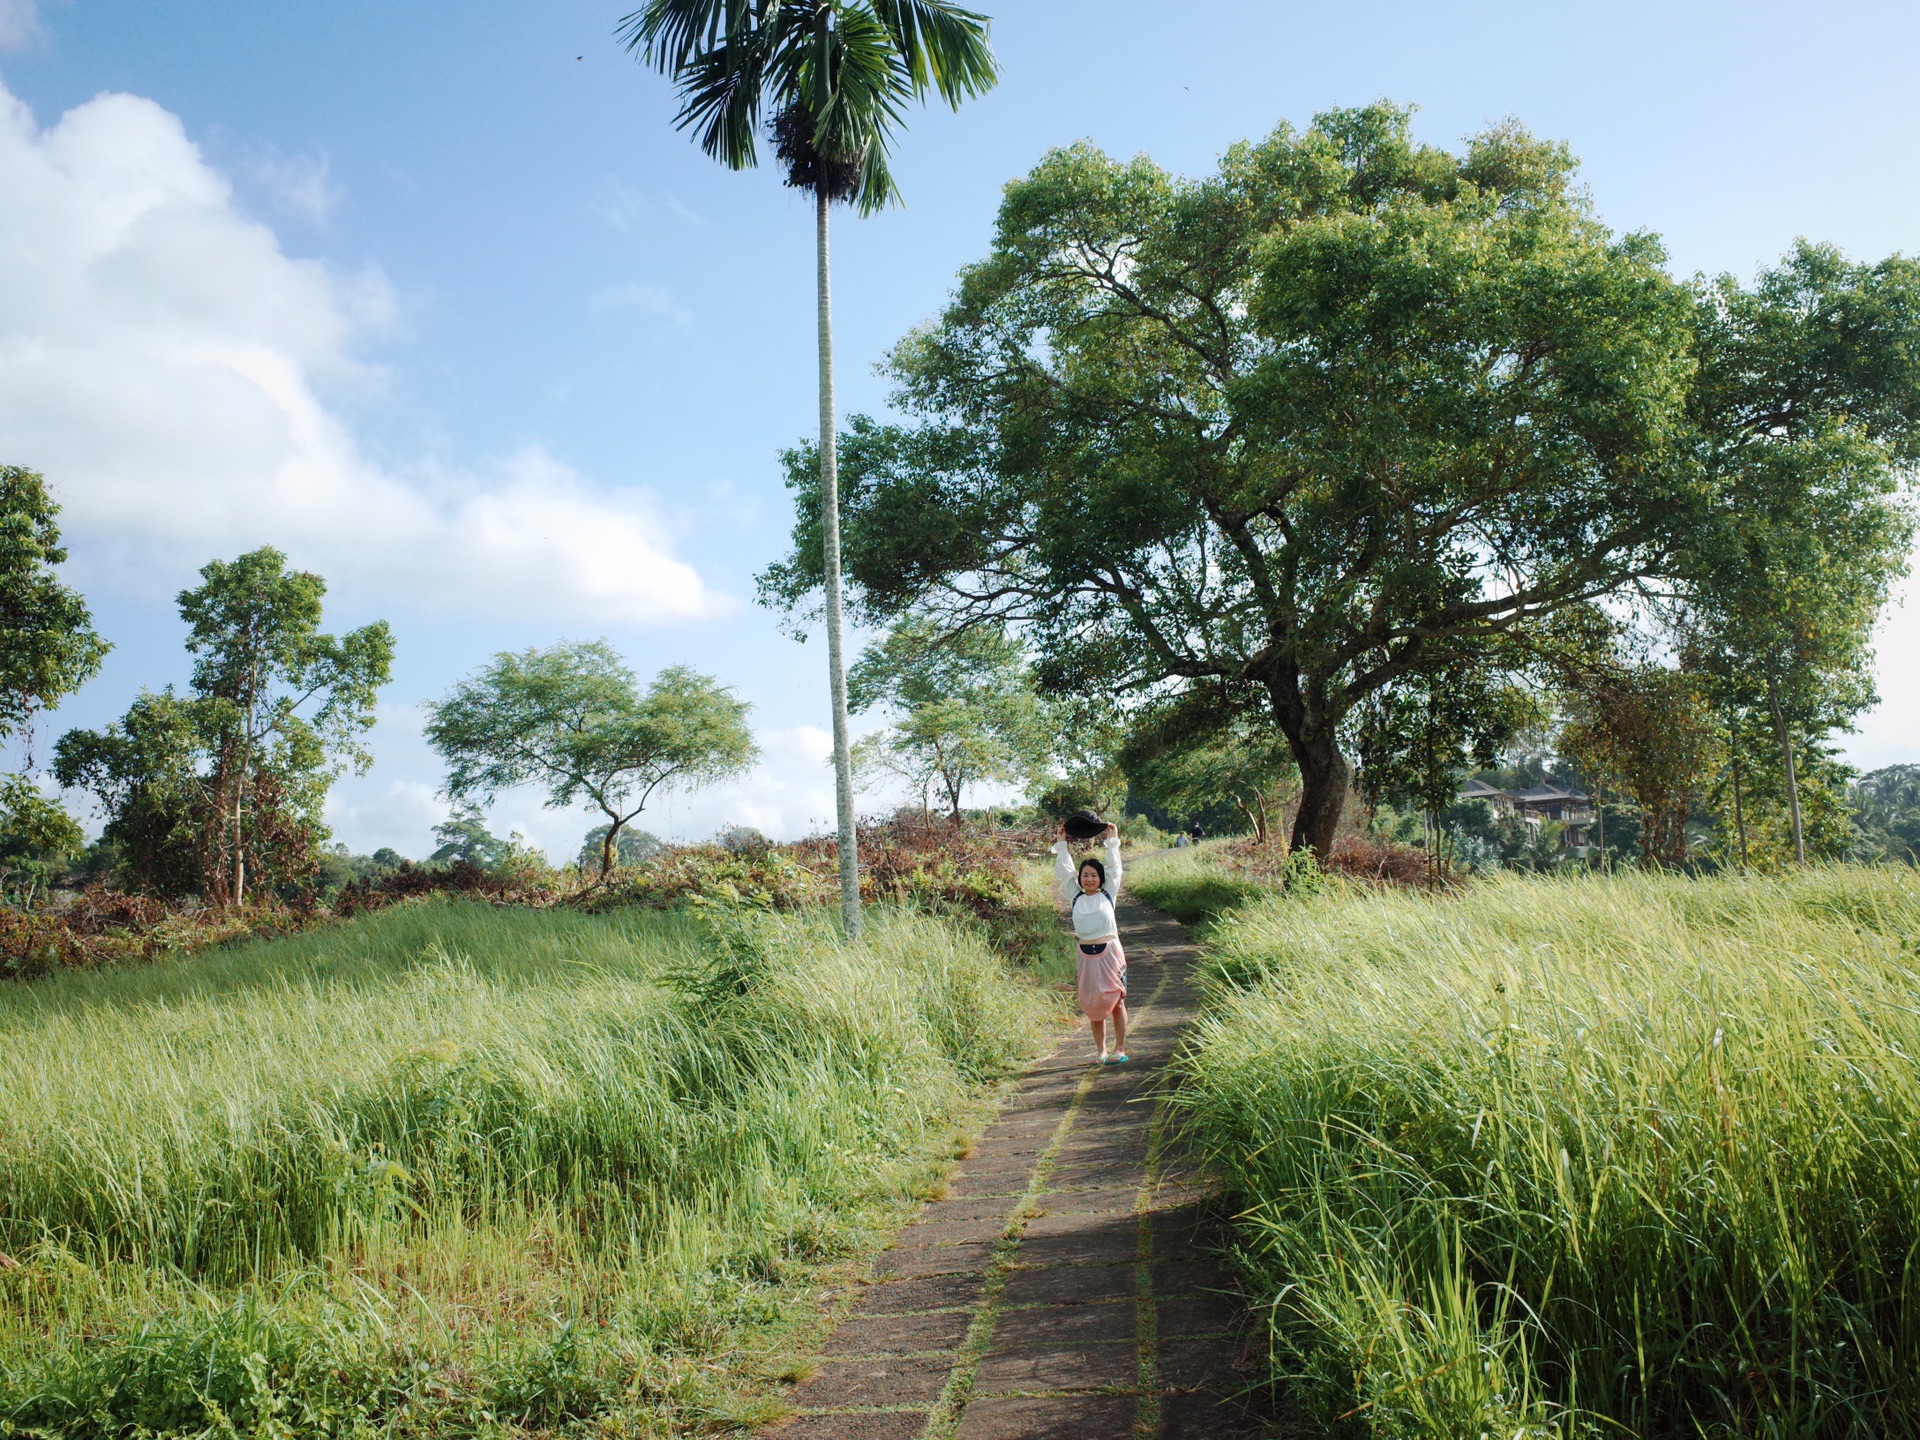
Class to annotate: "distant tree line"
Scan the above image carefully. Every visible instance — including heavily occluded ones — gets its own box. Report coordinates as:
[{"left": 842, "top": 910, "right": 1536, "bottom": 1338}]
[{"left": 0, "top": 466, "right": 755, "bottom": 906}]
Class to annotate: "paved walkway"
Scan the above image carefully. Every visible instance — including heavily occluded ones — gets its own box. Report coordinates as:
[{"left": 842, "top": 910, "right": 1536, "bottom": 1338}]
[{"left": 770, "top": 900, "right": 1278, "bottom": 1440}]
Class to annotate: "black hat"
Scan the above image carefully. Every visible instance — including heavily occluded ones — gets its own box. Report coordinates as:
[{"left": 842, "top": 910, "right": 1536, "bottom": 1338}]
[{"left": 1062, "top": 810, "right": 1108, "bottom": 841}]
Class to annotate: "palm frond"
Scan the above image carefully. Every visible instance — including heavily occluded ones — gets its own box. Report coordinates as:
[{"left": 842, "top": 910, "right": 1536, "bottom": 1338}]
[
  {"left": 652, "top": 36, "right": 771, "bottom": 168},
  {"left": 868, "top": 0, "right": 997, "bottom": 106}
]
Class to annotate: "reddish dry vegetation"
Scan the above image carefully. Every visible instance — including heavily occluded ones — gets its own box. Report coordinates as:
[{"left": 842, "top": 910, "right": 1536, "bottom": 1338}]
[
  {"left": 1222, "top": 832, "right": 1436, "bottom": 888},
  {"left": 0, "top": 891, "right": 314, "bottom": 981}
]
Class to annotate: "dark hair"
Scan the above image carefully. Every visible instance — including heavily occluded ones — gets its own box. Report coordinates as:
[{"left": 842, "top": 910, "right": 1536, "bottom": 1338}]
[{"left": 1077, "top": 856, "right": 1107, "bottom": 890}]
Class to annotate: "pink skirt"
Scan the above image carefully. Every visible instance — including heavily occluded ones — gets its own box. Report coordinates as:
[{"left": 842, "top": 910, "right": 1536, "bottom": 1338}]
[{"left": 1075, "top": 938, "right": 1127, "bottom": 1021}]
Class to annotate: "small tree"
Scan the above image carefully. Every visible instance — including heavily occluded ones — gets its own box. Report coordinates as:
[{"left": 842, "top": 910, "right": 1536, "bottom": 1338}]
[
  {"left": 0, "top": 773, "right": 84, "bottom": 906},
  {"left": 429, "top": 805, "right": 514, "bottom": 869},
  {"left": 847, "top": 619, "right": 1047, "bottom": 824},
  {"left": 425, "top": 643, "right": 756, "bottom": 880},
  {"left": 1560, "top": 665, "right": 1722, "bottom": 867},
  {"left": 1352, "top": 659, "right": 1544, "bottom": 871},
  {"left": 53, "top": 691, "right": 207, "bottom": 895}
]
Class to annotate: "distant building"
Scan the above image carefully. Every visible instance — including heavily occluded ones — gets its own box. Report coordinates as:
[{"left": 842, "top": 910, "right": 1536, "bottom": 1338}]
[{"left": 1458, "top": 779, "right": 1597, "bottom": 852}]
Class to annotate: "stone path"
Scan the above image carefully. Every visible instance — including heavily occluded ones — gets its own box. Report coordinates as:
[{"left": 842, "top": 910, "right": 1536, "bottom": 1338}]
[{"left": 770, "top": 900, "right": 1279, "bottom": 1440}]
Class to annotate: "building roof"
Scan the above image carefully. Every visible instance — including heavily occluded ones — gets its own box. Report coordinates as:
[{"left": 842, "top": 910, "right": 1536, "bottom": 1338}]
[{"left": 1456, "top": 779, "right": 1592, "bottom": 806}]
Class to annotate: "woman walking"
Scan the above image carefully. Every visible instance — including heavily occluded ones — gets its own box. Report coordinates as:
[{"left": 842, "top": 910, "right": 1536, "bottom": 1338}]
[{"left": 1054, "top": 817, "right": 1127, "bottom": 1064}]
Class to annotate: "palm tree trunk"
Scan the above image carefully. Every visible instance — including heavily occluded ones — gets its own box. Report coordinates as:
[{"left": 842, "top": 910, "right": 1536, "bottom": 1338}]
[
  {"left": 1764, "top": 665, "right": 1806, "bottom": 865},
  {"left": 816, "top": 189, "right": 861, "bottom": 937}
]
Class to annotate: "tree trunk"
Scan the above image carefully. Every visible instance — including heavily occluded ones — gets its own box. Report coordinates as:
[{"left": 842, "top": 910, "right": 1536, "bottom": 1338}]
[
  {"left": 816, "top": 189, "right": 861, "bottom": 936},
  {"left": 1764, "top": 666, "right": 1806, "bottom": 865},
  {"left": 1288, "top": 737, "right": 1349, "bottom": 859},
  {"left": 601, "top": 815, "right": 621, "bottom": 881},
  {"left": 1728, "top": 710, "right": 1749, "bottom": 868}
]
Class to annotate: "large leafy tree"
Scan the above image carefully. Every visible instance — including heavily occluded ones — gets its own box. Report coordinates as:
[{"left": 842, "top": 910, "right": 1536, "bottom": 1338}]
[
  {"left": 424, "top": 643, "right": 756, "bottom": 881},
  {"left": 0, "top": 466, "right": 109, "bottom": 760},
  {"left": 848, "top": 617, "right": 1045, "bottom": 822},
  {"left": 1678, "top": 244, "right": 1920, "bottom": 864},
  {"left": 623, "top": 0, "right": 998, "bottom": 936},
  {"left": 761, "top": 107, "right": 1703, "bottom": 856}
]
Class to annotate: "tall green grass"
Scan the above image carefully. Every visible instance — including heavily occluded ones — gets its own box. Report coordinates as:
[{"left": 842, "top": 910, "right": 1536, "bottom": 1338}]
[
  {"left": 1, "top": 898, "right": 1055, "bottom": 1436},
  {"left": 1176, "top": 867, "right": 1920, "bottom": 1438},
  {"left": 1126, "top": 845, "right": 1268, "bottom": 928}
]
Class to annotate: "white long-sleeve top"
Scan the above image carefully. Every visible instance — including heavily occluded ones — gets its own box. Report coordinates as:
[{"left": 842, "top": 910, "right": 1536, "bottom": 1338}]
[{"left": 1054, "top": 837, "right": 1123, "bottom": 943}]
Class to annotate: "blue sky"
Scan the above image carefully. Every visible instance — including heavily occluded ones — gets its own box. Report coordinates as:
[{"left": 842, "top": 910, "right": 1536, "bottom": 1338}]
[{"left": 1, "top": 0, "right": 1915, "bottom": 860}]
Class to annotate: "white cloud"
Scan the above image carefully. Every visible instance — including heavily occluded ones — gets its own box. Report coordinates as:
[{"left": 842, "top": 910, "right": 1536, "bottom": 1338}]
[
  {"left": 0, "top": 81, "right": 725, "bottom": 625},
  {"left": 242, "top": 146, "right": 346, "bottom": 224}
]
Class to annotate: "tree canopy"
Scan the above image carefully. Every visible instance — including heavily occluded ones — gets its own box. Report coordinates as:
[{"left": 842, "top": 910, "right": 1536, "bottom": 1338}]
[
  {"left": 1677, "top": 244, "right": 1920, "bottom": 862},
  {"left": 762, "top": 106, "right": 1704, "bottom": 854},
  {"left": 424, "top": 643, "right": 756, "bottom": 880}
]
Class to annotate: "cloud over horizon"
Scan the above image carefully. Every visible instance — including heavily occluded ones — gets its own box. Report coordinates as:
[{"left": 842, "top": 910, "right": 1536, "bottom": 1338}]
[{"left": 0, "top": 80, "right": 728, "bottom": 625}]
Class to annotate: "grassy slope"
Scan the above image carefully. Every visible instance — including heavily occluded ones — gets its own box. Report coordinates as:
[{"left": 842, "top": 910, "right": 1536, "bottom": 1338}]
[
  {"left": 1174, "top": 867, "right": 1920, "bottom": 1439},
  {"left": 1125, "top": 844, "right": 1268, "bottom": 929},
  {"left": 0, "top": 898, "right": 1059, "bottom": 1437}
]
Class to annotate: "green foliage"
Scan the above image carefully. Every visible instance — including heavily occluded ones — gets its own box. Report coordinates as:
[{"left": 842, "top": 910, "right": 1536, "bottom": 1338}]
[
  {"left": 849, "top": 618, "right": 1048, "bottom": 819},
  {"left": 762, "top": 106, "right": 1702, "bottom": 857},
  {"left": 1121, "top": 688, "right": 1299, "bottom": 840},
  {"left": 1179, "top": 867, "right": 1920, "bottom": 1435},
  {"left": 425, "top": 643, "right": 756, "bottom": 881},
  {"left": 0, "top": 775, "right": 82, "bottom": 907},
  {"left": 53, "top": 549, "right": 393, "bottom": 902},
  {"left": 0, "top": 899, "right": 1053, "bottom": 1433},
  {"left": 1851, "top": 764, "right": 1920, "bottom": 864},
  {"left": 1353, "top": 660, "right": 1545, "bottom": 822},
  {"left": 1680, "top": 244, "right": 1920, "bottom": 862},
  {"left": 1559, "top": 662, "right": 1723, "bottom": 866},
  {"left": 620, "top": 0, "right": 999, "bottom": 215},
  {"left": 0, "top": 466, "right": 108, "bottom": 747},
  {"left": 429, "top": 802, "right": 514, "bottom": 869},
  {"left": 52, "top": 691, "right": 208, "bottom": 897}
]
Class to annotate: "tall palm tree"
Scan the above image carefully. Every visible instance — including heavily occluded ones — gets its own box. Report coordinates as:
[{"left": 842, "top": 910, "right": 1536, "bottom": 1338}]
[{"left": 621, "top": 0, "right": 998, "bottom": 938}]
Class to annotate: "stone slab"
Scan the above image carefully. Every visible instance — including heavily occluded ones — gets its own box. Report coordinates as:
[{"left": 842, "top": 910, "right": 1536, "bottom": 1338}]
[
  {"left": 786, "top": 1355, "right": 953, "bottom": 1408},
  {"left": 956, "top": 1396, "right": 1137, "bottom": 1440},
  {"left": 824, "top": 1309, "right": 974, "bottom": 1357},
  {"left": 990, "top": 1298, "right": 1137, "bottom": 1350},
  {"left": 972, "top": 1340, "right": 1138, "bottom": 1396},
  {"left": 849, "top": 1272, "right": 984, "bottom": 1316},
  {"left": 998, "top": 1261, "right": 1138, "bottom": 1308}
]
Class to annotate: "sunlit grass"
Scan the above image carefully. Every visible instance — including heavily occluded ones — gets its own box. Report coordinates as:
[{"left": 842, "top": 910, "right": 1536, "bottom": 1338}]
[
  {"left": 1176, "top": 866, "right": 1920, "bottom": 1438},
  {"left": 0, "top": 897, "right": 1057, "bottom": 1435}
]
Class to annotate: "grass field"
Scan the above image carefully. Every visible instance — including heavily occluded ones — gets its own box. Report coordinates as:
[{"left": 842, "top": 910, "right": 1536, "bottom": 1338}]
[
  {"left": 0, "top": 897, "right": 1059, "bottom": 1437},
  {"left": 1170, "top": 864, "right": 1920, "bottom": 1438}
]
